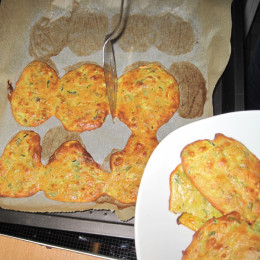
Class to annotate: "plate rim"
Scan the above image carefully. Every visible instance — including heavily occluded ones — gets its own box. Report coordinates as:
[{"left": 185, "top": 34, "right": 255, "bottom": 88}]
[{"left": 135, "top": 110, "right": 260, "bottom": 260}]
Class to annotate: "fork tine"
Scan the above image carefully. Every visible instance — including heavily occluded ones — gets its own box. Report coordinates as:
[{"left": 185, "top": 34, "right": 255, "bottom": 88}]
[
  {"left": 103, "top": 41, "right": 117, "bottom": 120},
  {"left": 103, "top": 0, "right": 124, "bottom": 122}
]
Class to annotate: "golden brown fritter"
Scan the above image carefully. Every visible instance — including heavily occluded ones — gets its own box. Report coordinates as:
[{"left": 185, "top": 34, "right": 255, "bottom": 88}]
[
  {"left": 181, "top": 133, "right": 260, "bottom": 223},
  {"left": 5, "top": 61, "right": 181, "bottom": 207},
  {"left": 0, "top": 131, "right": 41, "bottom": 197},
  {"left": 9, "top": 62, "right": 109, "bottom": 132},
  {"left": 55, "top": 64, "right": 109, "bottom": 132},
  {"left": 104, "top": 134, "right": 158, "bottom": 204},
  {"left": 182, "top": 212, "right": 260, "bottom": 260},
  {"left": 169, "top": 164, "right": 221, "bottom": 231},
  {"left": 116, "top": 62, "right": 179, "bottom": 132},
  {"left": 9, "top": 61, "right": 59, "bottom": 126},
  {"left": 0, "top": 130, "right": 160, "bottom": 205},
  {"left": 40, "top": 140, "right": 110, "bottom": 202},
  {"left": 9, "top": 62, "right": 179, "bottom": 134}
]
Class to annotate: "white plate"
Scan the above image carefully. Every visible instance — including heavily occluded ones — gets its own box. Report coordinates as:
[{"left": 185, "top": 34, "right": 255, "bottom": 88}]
[{"left": 135, "top": 111, "right": 260, "bottom": 260}]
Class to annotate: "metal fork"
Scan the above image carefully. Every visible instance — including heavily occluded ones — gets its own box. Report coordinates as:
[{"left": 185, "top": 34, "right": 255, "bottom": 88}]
[{"left": 103, "top": 0, "right": 124, "bottom": 122}]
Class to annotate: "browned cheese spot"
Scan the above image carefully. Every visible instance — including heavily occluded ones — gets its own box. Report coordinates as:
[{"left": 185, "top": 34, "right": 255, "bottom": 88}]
[{"left": 169, "top": 61, "right": 207, "bottom": 118}]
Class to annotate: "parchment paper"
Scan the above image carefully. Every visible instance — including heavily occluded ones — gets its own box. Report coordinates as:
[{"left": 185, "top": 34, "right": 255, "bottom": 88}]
[{"left": 0, "top": 0, "right": 233, "bottom": 220}]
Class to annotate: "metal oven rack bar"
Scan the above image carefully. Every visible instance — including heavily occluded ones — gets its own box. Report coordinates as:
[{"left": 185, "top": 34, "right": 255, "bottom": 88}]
[{"left": 0, "top": 209, "right": 134, "bottom": 239}]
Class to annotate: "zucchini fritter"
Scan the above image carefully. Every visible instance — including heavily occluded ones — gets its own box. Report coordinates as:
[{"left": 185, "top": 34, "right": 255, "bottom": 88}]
[
  {"left": 0, "top": 130, "right": 160, "bottom": 205},
  {"left": 0, "top": 131, "right": 41, "bottom": 197},
  {"left": 5, "top": 61, "right": 181, "bottom": 207},
  {"left": 9, "top": 61, "right": 59, "bottom": 126},
  {"left": 181, "top": 133, "right": 260, "bottom": 223},
  {"left": 9, "top": 62, "right": 109, "bottom": 132},
  {"left": 55, "top": 64, "right": 109, "bottom": 132},
  {"left": 104, "top": 134, "right": 158, "bottom": 204},
  {"left": 9, "top": 61, "right": 179, "bottom": 135},
  {"left": 182, "top": 212, "right": 260, "bottom": 260},
  {"left": 169, "top": 164, "right": 221, "bottom": 231},
  {"left": 40, "top": 140, "right": 110, "bottom": 202},
  {"left": 116, "top": 63, "right": 179, "bottom": 132}
]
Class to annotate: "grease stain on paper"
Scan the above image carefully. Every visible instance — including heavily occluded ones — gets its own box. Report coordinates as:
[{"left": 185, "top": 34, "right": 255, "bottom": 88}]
[
  {"left": 29, "top": 3, "right": 195, "bottom": 58},
  {"left": 169, "top": 61, "right": 207, "bottom": 119}
]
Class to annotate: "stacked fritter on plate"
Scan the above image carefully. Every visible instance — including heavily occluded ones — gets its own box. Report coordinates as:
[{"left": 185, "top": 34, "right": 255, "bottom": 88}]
[
  {"left": 169, "top": 133, "right": 260, "bottom": 258},
  {"left": 2, "top": 61, "right": 180, "bottom": 207},
  {"left": 183, "top": 212, "right": 260, "bottom": 260}
]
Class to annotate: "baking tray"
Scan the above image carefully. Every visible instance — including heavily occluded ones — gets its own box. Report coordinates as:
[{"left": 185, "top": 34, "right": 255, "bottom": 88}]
[
  {"left": 0, "top": 0, "right": 245, "bottom": 259},
  {"left": 0, "top": 223, "right": 137, "bottom": 259},
  {"left": 0, "top": 208, "right": 134, "bottom": 239}
]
